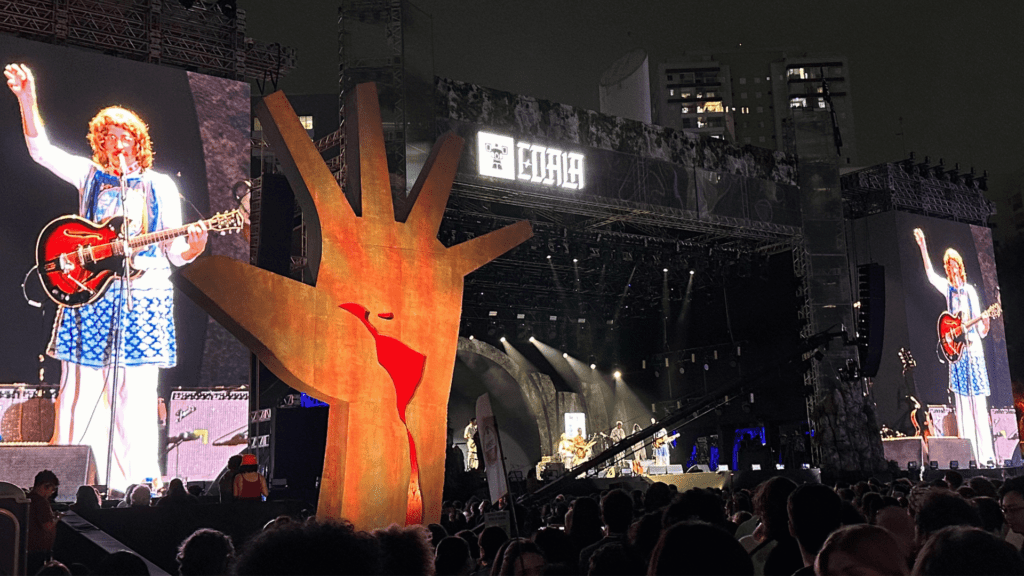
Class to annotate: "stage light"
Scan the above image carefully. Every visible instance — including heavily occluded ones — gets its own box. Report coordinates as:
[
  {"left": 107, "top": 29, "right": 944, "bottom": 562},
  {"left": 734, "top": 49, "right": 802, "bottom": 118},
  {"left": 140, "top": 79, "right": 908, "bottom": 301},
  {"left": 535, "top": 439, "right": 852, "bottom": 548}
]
[
  {"left": 499, "top": 337, "right": 506, "bottom": 342},
  {"left": 516, "top": 313, "right": 525, "bottom": 319},
  {"left": 488, "top": 311, "right": 497, "bottom": 317},
  {"left": 969, "top": 460, "right": 978, "bottom": 469},
  {"left": 663, "top": 268, "right": 668, "bottom": 273},
  {"left": 468, "top": 335, "right": 474, "bottom": 340},
  {"left": 689, "top": 270, "right": 695, "bottom": 275},
  {"left": 573, "top": 258, "right": 578, "bottom": 263},
  {"left": 546, "top": 255, "right": 551, "bottom": 259},
  {"left": 529, "top": 336, "right": 536, "bottom": 342},
  {"left": 614, "top": 371, "right": 622, "bottom": 378},
  {"left": 590, "top": 364, "right": 596, "bottom": 370},
  {"left": 562, "top": 352, "right": 568, "bottom": 359},
  {"left": 987, "top": 460, "right": 996, "bottom": 468},
  {"left": 908, "top": 461, "right": 919, "bottom": 471},
  {"left": 929, "top": 461, "right": 938, "bottom": 470},
  {"left": 949, "top": 461, "right": 959, "bottom": 470}
]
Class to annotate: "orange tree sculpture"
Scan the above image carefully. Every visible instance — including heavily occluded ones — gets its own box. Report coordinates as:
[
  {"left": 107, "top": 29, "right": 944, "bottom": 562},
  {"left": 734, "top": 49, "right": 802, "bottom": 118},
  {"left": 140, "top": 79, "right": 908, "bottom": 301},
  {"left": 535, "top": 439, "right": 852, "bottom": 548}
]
[{"left": 173, "top": 84, "right": 532, "bottom": 529}]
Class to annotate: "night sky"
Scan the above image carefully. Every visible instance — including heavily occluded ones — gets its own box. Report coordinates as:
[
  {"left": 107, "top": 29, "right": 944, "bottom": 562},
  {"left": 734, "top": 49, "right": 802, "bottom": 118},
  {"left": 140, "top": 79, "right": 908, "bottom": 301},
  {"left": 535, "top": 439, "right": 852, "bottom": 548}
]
[{"left": 239, "top": 0, "right": 1024, "bottom": 218}]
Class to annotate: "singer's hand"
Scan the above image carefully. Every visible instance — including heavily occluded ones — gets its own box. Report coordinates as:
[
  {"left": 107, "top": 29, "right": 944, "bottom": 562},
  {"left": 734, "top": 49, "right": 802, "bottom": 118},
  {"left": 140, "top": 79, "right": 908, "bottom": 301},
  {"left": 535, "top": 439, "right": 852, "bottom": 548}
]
[
  {"left": 181, "top": 221, "right": 209, "bottom": 261},
  {"left": 4, "top": 63, "right": 35, "bottom": 103}
]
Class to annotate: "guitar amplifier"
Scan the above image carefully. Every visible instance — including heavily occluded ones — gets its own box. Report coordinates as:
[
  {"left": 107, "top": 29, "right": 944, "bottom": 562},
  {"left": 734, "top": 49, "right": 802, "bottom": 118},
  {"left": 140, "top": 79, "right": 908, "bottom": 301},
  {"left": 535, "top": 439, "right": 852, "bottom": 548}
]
[
  {"left": 991, "top": 408, "right": 1020, "bottom": 464},
  {"left": 166, "top": 389, "right": 248, "bottom": 481},
  {"left": 0, "top": 384, "right": 57, "bottom": 443},
  {"left": 927, "top": 405, "right": 958, "bottom": 437}
]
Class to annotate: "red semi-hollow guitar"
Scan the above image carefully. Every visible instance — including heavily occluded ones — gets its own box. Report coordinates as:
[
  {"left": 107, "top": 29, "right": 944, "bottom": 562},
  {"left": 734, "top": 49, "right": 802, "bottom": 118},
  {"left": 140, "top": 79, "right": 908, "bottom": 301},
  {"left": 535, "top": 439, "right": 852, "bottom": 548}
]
[
  {"left": 36, "top": 209, "right": 243, "bottom": 307},
  {"left": 936, "top": 302, "right": 1001, "bottom": 363}
]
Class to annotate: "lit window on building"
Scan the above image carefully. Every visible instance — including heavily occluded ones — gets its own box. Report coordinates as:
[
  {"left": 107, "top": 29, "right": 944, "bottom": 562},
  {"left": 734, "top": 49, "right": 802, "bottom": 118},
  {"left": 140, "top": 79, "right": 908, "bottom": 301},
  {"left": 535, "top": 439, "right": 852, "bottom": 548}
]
[
  {"left": 681, "top": 90, "right": 693, "bottom": 99},
  {"left": 670, "top": 89, "right": 675, "bottom": 96},
  {"left": 788, "top": 68, "right": 804, "bottom": 79},
  {"left": 790, "top": 97, "right": 807, "bottom": 108},
  {"left": 698, "top": 101, "right": 725, "bottom": 113},
  {"left": 706, "top": 91, "right": 717, "bottom": 98},
  {"left": 818, "top": 100, "right": 827, "bottom": 109},
  {"left": 681, "top": 106, "right": 691, "bottom": 114},
  {"left": 299, "top": 116, "right": 314, "bottom": 130}
]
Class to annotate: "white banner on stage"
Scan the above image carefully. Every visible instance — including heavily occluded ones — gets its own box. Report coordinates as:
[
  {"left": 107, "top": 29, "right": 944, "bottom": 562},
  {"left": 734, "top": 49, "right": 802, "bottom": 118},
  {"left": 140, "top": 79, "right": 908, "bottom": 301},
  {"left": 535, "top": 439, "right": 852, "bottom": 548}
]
[{"left": 476, "top": 394, "right": 508, "bottom": 503}]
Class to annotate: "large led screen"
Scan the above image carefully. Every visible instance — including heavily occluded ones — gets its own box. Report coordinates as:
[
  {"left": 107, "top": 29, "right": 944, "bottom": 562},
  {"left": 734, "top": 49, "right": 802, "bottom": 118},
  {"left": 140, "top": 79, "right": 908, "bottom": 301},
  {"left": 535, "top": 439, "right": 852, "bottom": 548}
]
[
  {"left": 0, "top": 35, "right": 251, "bottom": 397},
  {"left": 850, "top": 211, "right": 1013, "bottom": 463}
]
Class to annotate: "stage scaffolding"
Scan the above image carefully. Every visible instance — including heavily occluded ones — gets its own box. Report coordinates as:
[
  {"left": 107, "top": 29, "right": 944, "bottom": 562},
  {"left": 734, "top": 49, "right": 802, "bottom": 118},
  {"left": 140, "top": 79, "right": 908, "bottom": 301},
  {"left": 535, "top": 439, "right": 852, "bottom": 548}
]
[{"left": 0, "top": 0, "right": 295, "bottom": 82}]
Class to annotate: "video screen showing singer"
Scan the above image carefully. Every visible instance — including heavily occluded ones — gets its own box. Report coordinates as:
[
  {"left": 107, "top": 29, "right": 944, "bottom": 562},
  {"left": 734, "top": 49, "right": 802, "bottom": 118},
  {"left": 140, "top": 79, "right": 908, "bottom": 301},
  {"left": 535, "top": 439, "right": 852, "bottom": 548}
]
[
  {"left": 912, "top": 227, "right": 997, "bottom": 465},
  {"left": 5, "top": 63, "right": 208, "bottom": 490}
]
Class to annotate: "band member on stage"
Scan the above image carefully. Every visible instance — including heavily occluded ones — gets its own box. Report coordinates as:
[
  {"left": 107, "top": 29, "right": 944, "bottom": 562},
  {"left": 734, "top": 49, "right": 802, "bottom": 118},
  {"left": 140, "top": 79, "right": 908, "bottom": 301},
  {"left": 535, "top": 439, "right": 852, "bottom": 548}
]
[
  {"left": 5, "top": 63, "right": 208, "bottom": 490},
  {"left": 557, "top": 433, "right": 575, "bottom": 467},
  {"left": 463, "top": 417, "right": 479, "bottom": 470},
  {"left": 572, "top": 427, "right": 591, "bottom": 467},
  {"left": 913, "top": 228, "right": 996, "bottom": 464},
  {"left": 652, "top": 418, "right": 670, "bottom": 467},
  {"left": 631, "top": 423, "right": 647, "bottom": 462},
  {"left": 609, "top": 420, "right": 626, "bottom": 466}
]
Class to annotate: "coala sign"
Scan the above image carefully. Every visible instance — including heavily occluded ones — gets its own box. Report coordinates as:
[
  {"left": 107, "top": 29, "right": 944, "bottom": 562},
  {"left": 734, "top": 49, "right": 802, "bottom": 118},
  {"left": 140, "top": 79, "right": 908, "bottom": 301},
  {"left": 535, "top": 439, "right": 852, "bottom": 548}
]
[{"left": 477, "top": 131, "right": 585, "bottom": 191}]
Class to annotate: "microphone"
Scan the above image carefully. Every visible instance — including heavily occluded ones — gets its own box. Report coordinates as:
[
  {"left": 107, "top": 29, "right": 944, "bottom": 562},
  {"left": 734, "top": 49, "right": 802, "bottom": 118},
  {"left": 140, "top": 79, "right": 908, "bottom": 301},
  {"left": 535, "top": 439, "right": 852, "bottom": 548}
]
[{"left": 118, "top": 153, "right": 129, "bottom": 176}]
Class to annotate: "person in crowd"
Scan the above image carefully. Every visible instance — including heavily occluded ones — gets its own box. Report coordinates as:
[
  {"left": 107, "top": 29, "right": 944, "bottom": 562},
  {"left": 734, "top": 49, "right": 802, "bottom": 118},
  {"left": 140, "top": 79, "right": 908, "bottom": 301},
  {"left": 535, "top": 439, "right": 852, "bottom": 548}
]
[
  {"left": 95, "top": 550, "right": 150, "bottom": 575},
  {"left": 915, "top": 492, "right": 982, "bottom": 547},
  {"left": 435, "top": 535, "right": 474, "bottom": 576},
  {"left": 972, "top": 496, "right": 1007, "bottom": 539},
  {"left": 235, "top": 519, "right": 380, "bottom": 574},
  {"left": 474, "top": 526, "right": 508, "bottom": 576},
  {"left": 566, "top": 496, "right": 604, "bottom": 561},
  {"left": 531, "top": 526, "right": 574, "bottom": 572},
  {"left": 578, "top": 489, "right": 633, "bottom": 573},
  {"left": 629, "top": 511, "right": 664, "bottom": 566},
  {"left": 176, "top": 528, "right": 235, "bottom": 576},
  {"left": 588, "top": 541, "right": 644, "bottom": 575},
  {"left": 158, "top": 478, "right": 198, "bottom": 507},
  {"left": 1000, "top": 475, "right": 1024, "bottom": 547},
  {"left": 128, "top": 484, "right": 152, "bottom": 507},
  {"left": 874, "top": 504, "right": 918, "bottom": 568},
  {"left": 69, "top": 485, "right": 101, "bottom": 513},
  {"left": 456, "top": 529, "right": 480, "bottom": 565},
  {"left": 644, "top": 482, "right": 673, "bottom": 515},
  {"left": 493, "top": 538, "right": 545, "bottom": 576},
  {"left": 663, "top": 488, "right": 729, "bottom": 531},
  {"left": 375, "top": 524, "right": 435, "bottom": 575},
  {"left": 649, "top": 521, "right": 754, "bottom": 575},
  {"left": 969, "top": 476, "right": 998, "bottom": 499},
  {"left": 218, "top": 454, "right": 243, "bottom": 503},
  {"left": 27, "top": 470, "right": 60, "bottom": 573},
  {"left": 427, "top": 523, "right": 449, "bottom": 550},
  {"left": 943, "top": 470, "right": 964, "bottom": 490},
  {"left": 814, "top": 524, "right": 908, "bottom": 576},
  {"left": 911, "top": 525, "right": 1024, "bottom": 575},
  {"left": 233, "top": 454, "right": 268, "bottom": 500},
  {"left": 788, "top": 483, "right": 843, "bottom": 576},
  {"left": 745, "top": 476, "right": 801, "bottom": 575}
]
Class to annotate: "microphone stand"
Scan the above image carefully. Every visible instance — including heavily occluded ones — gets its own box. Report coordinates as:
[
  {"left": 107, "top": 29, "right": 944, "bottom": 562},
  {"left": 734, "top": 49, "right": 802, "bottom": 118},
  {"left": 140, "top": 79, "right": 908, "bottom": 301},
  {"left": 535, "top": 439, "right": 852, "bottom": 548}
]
[{"left": 104, "top": 154, "right": 133, "bottom": 490}]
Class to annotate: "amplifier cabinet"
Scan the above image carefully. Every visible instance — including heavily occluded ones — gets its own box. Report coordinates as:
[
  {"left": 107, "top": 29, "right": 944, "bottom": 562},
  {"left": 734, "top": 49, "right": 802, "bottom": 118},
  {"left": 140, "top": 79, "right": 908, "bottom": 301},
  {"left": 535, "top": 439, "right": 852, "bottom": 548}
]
[{"left": 166, "top": 390, "right": 248, "bottom": 481}]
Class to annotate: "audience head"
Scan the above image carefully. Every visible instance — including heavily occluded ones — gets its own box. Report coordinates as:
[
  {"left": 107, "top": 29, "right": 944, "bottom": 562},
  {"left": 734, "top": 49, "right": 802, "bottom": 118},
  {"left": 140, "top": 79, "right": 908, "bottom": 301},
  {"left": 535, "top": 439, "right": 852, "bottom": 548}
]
[
  {"left": 495, "top": 538, "right": 544, "bottom": 576},
  {"left": 649, "top": 521, "right": 753, "bottom": 575},
  {"left": 915, "top": 492, "right": 982, "bottom": 543},
  {"left": 176, "top": 528, "right": 235, "bottom": 576},
  {"left": 972, "top": 496, "right": 1006, "bottom": 537},
  {"left": 663, "top": 488, "right": 727, "bottom": 528},
  {"left": 999, "top": 475, "right": 1024, "bottom": 535},
  {"left": 815, "top": 524, "right": 908, "bottom": 576},
  {"left": 455, "top": 529, "right": 479, "bottom": 561},
  {"left": 752, "top": 476, "right": 798, "bottom": 541},
  {"left": 130, "top": 484, "right": 152, "bottom": 507},
  {"left": 226, "top": 454, "right": 243, "bottom": 471},
  {"left": 600, "top": 489, "right": 634, "bottom": 533},
  {"left": 530, "top": 527, "right": 573, "bottom": 568},
  {"left": 788, "top": 483, "right": 843, "bottom": 560},
  {"left": 374, "top": 524, "right": 434, "bottom": 576},
  {"left": 32, "top": 469, "right": 59, "bottom": 498},
  {"left": 96, "top": 550, "right": 150, "bottom": 575},
  {"left": 73, "top": 485, "right": 101, "bottom": 510},
  {"left": 166, "top": 478, "right": 187, "bottom": 497},
  {"left": 644, "top": 482, "right": 673, "bottom": 512},
  {"left": 239, "top": 453, "right": 258, "bottom": 474},
  {"left": 434, "top": 535, "right": 472, "bottom": 576},
  {"left": 478, "top": 525, "right": 509, "bottom": 568},
  {"left": 629, "top": 511, "right": 664, "bottom": 565},
  {"left": 235, "top": 519, "right": 380, "bottom": 575},
  {"left": 874, "top": 505, "right": 917, "bottom": 566},
  {"left": 911, "top": 525, "right": 1024, "bottom": 575},
  {"left": 426, "top": 523, "right": 448, "bottom": 549},
  {"left": 588, "top": 542, "right": 644, "bottom": 575},
  {"left": 942, "top": 470, "right": 963, "bottom": 490},
  {"left": 968, "top": 476, "right": 997, "bottom": 499}
]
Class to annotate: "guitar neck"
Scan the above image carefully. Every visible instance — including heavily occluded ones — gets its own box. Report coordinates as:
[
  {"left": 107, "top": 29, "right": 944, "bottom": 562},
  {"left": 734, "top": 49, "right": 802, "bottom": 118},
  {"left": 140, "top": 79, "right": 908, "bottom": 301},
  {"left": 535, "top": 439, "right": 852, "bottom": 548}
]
[
  {"left": 962, "top": 305, "right": 999, "bottom": 331},
  {"left": 127, "top": 220, "right": 205, "bottom": 250}
]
